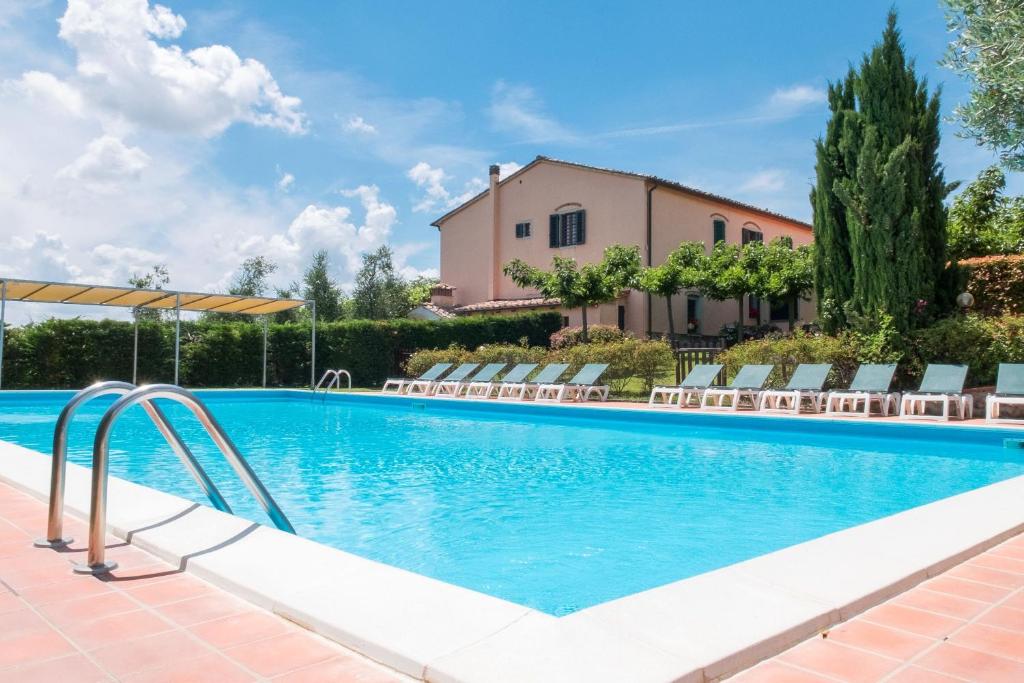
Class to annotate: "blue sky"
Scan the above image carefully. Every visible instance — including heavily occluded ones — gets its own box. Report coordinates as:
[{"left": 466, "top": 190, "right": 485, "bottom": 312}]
[{"left": 0, "top": 0, "right": 1019, "bottom": 322}]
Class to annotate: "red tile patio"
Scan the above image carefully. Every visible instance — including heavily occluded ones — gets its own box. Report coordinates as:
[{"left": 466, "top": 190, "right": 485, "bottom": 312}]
[
  {"left": 731, "top": 532, "right": 1024, "bottom": 683},
  {"left": 0, "top": 481, "right": 407, "bottom": 682}
]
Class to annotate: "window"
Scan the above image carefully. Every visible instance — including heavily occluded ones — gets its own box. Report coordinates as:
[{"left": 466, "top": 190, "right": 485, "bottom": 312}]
[
  {"left": 770, "top": 298, "right": 798, "bottom": 323},
  {"left": 741, "top": 227, "right": 763, "bottom": 245},
  {"left": 562, "top": 316, "right": 570, "bottom": 327},
  {"left": 748, "top": 295, "right": 761, "bottom": 321},
  {"left": 549, "top": 210, "right": 586, "bottom": 248},
  {"left": 617, "top": 305, "right": 626, "bottom": 331},
  {"left": 686, "top": 295, "right": 700, "bottom": 333},
  {"left": 712, "top": 219, "right": 726, "bottom": 244},
  {"left": 515, "top": 222, "right": 531, "bottom": 239}
]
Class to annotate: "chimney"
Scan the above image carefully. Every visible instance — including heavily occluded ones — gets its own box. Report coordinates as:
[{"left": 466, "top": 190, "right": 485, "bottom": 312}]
[{"left": 489, "top": 164, "right": 501, "bottom": 300}]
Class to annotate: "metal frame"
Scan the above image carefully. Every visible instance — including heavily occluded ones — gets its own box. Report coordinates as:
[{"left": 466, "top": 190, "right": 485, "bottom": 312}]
[
  {"left": 0, "top": 277, "right": 318, "bottom": 391},
  {"left": 314, "top": 369, "right": 352, "bottom": 395},
  {"left": 35, "top": 381, "right": 232, "bottom": 549},
  {"left": 75, "top": 384, "right": 295, "bottom": 574}
]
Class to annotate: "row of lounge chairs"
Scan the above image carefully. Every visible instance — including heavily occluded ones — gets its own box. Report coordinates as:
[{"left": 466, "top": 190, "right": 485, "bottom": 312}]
[
  {"left": 650, "top": 362, "right": 1024, "bottom": 424},
  {"left": 382, "top": 362, "right": 611, "bottom": 402}
]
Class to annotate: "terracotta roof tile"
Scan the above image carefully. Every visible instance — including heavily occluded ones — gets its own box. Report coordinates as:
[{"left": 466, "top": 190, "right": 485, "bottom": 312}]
[{"left": 453, "top": 297, "right": 561, "bottom": 314}]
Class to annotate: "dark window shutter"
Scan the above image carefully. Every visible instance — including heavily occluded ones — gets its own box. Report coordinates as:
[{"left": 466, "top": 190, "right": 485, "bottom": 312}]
[
  {"left": 713, "top": 219, "right": 726, "bottom": 244},
  {"left": 576, "top": 210, "right": 586, "bottom": 245},
  {"left": 549, "top": 214, "right": 560, "bottom": 247},
  {"left": 515, "top": 223, "right": 524, "bottom": 238}
]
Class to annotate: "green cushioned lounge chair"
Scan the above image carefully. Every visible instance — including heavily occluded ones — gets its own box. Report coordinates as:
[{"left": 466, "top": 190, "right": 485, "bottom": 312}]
[
  {"left": 758, "top": 363, "right": 833, "bottom": 414},
  {"left": 700, "top": 364, "right": 774, "bottom": 411},
  {"left": 649, "top": 364, "right": 724, "bottom": 408},
  {"left": 899, "top": 364, "right": 971, "bottom": 421},
  {"left": 467, "top": 362, "right": 537, "bottom": 399},
  {"left": 496, "top": 363, "right": 568, "bottom": 401},
  {"left": 535, "top": 363, "right": 611, "bottom": 402},
  {"left": 824, "top": 364, "right": 900, "bottom": 417},
  {"left": 986, "top": 364, "right": 1024, "bottom": 425},
  {"left": 438, "top": 363, "right": 506, "bottom": 398},
  {"left": 407, "top": 362, "right": 478, "bottom": 397},
  {"left": 382, "top": 362, "right": 452, "bottom": 394}
]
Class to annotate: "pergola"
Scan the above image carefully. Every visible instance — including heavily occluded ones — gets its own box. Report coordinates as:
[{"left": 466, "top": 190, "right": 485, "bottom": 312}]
[{"left": 0, "top": 278, "right": 317, "bottom": 390}]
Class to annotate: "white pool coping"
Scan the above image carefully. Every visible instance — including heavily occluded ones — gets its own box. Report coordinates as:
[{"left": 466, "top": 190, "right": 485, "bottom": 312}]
[{"left": 0, "top": 393, "right": 1022, "bottom": 682}]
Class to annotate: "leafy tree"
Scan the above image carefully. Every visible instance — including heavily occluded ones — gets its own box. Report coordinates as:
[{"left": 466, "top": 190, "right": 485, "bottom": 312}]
[
  {"left": 636, "top": 241, "right": 707, "bottom": 339},
  {"left": 947, "top": 165, "right": 1024, "bottom": 258},
  {"left": 406, "top": 275, "right": 439, "bottom": 309},
  {"left": 751, "top": 237, "right": 815, "bottom": 331},
  {"left": 351, "top": 246, "right": 413, "bottom": 320},
  {"left": 943, "top": 0, "right": 1024, "bottom": 170},
  {"left": 503, "top": 244, "right": 641, "bottom": 342},
  {"left": 229, "top": 256, "right": 277, "bottom": 297},
  {"left": 696, "top": 242, "right": 759, "bottom": 344},
  {"left": 302, "top": 250, "right": 342, "bottom": 321},
  {"left": 127, "top": 264, "right": 169, "bottom": 322},
  {"left": 812, "top": 11, "right": 954, "bottom": 333}
]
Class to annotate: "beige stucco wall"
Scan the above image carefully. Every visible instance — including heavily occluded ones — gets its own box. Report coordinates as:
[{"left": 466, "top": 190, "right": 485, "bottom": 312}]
[
  {"left": 648, "top": 186, "right": 815, "bottom": 336},
  {"left": 436, "top": 159, "right": 814, "bottom": 339}
]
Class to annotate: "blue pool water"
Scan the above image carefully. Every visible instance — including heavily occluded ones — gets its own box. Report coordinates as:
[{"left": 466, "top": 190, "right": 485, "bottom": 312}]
[{"left": 1, "top": 390, "right": 1023, "bottom": 615}]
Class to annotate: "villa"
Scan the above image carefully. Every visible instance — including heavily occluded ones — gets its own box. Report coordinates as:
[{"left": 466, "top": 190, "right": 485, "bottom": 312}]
[{"left": 417, "top": 156, "right": 814, "bottom": 337}]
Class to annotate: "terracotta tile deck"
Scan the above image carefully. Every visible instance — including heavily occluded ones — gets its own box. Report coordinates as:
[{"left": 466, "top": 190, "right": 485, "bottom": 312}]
[
  {"left": 0, "top": 482, "right": 408, "bottom": 682},
  {"left": 731, "top": 532, "right": 1024, "bottom": 683}
]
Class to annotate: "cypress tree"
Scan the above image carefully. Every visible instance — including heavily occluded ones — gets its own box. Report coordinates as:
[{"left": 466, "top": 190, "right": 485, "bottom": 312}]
[{"left": 811, "top": 11, "right": 953, "bottom": 332}]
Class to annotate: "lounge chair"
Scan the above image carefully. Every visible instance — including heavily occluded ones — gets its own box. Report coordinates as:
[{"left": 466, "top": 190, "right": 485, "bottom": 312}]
[
  {"left": 899, "top": 364, "right": 972, "bottom": 421},
  {"left": 466, "top": 362, "right": 537, "bottom": 399},
  {"left": 382, "top": 362, "right": 452, "bottom": 394},
  {"left": 824, "top": 364, "right": 900, "bottom": 417},
  {"left": 986, "top": 364, "right": 1024, "bottom": 425},
  {"left": 407, "top": 362, "right": 478, "bottom": 396},
  {"left": 535, "top": 363, "right": 611, "bottom": 402},
  {"left": 648, "top": 364, "right": 724, "bottom": 408},
  {"left": 436, "top": 363, "right": 505, "bottom": 398},
  {"left": 496, "top": 363, "right": 569, "bottom": 401},
  {"left": 758, "top": 363, "right": 833, "bottom": 414},
  {"left": 700, "top": 364, "right": 774, "bottom": 411}
]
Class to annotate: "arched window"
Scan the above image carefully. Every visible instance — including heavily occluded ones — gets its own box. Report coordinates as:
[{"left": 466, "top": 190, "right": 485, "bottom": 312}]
[
  {"left": 549, "top": 204, "right": 586, "bottom": 248},
  {"left": 710, "top": 214, "right": 728, "bottom": 244},
  {"left": 741, "top": 222, "right": 763, "bottom": 245}
]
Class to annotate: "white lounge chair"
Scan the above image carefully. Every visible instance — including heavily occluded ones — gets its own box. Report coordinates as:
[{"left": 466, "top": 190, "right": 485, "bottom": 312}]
[
  {"left": 436, "top": 363, "right": 504, "bottom": 398},
  {"left": 758, "top": 363, "right": 833, "bottom": 414},
  {"left": 466, "top": 363, "right": 536, "bottom": 399},
  {"left": 496, "top": 363, "right": 569, "bottom": 401},
  {"left": 649, "top": 364, "right": 723, "bottom": 408},
  {"left": 700, "top": 365, "right": 774, "bottom": 411},
  {"left": 824, "top": 364, "right": 900, "bottom": 417},
  {"left": 382, "top": 362, "right": 452, "bottom": 394},
  {"left": 900, "top": 364, "right": 972, "bottom": 421},
  {"left": 535, "top": 363, "right": 610, "bottom": 402},
  {"left": 985, "top": 363, "right": 1024, "bottom": 425},
  {"left": 408, "top": 362, "right": 478, "bottom": 396}
]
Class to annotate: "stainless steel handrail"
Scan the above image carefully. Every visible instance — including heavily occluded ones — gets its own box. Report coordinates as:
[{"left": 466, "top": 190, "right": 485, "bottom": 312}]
[
  {"left": 314, "top": 369, "right": 351, "bottom": 395},
  {"left": 76, "top": 384, "right": 294, "bottom": 574},
  {"left": 36, "top": 381, "right": 232, "bottom": 549}
]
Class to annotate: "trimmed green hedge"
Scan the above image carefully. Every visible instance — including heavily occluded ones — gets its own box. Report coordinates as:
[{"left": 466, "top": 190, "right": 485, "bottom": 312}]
[
  {"left": 0, "top": 312, "right": 563, "bottom": 389},
  {"left": 962, "top": 255, "right": 1024, "bottom": 316}
]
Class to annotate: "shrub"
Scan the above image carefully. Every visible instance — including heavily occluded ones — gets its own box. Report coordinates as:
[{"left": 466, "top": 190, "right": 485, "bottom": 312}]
[
  {"left": 549, "top": 325, "right": 628, "bottom": 349},
  {"left": 716, "top": 332, "right": 860, "bottom": 389},
  {"left": 554, "top": 339, "right": 673, "bottom": 394},
  {"left": 962, "top": 254, "right": 1024, "bottom": 316},
  {"left": 403, "top": 345, "right": 471, "bottom": 377},
  {"left": 908, "top": 314, "right": 1024, "bottom": 385},
  {"left": 469, "top": 342, "right": 549, "bottom": 367}
]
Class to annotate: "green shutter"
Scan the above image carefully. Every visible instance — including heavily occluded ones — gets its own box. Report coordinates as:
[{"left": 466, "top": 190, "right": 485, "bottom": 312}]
[
  {"left": 576, "top": 210, "right": 586, "bottom": 245},
  {"left": 713, "top": 219, "right": 726, "bottom": 244},
  {"left": 549, "top": 214, "right": 560, "bottom": 247}
]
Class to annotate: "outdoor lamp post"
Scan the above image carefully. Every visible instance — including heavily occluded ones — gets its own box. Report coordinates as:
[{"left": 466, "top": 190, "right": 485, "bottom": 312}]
[{"left": 956, "top": 291, "right": 975, "bottom": 314}]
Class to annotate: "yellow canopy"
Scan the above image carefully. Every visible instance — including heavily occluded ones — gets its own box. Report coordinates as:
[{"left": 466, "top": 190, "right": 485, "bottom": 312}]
[{"left": 0, "top": 278, "right": 307, "bottom": 315}]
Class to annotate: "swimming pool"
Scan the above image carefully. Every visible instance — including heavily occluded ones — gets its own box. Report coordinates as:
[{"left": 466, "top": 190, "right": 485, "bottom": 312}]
[{"left": 1, "top": 390, "right": 1023, "bottom": 616}]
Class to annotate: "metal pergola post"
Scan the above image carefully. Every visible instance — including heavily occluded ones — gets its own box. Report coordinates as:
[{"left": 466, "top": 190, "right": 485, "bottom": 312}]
[
  {"left": 262, "top": 315, "right": 268, "bottom": 388},
  {"left": 132, "top": 309, "right": 139, "bottom": 385},
  {"left": 309, "top": 300, "right": 316, "bottom": 390},
  {"left": 0, "top": 280, "right": 6, "bottom": 390},
  {"left": 174, "top": 293, "right": 181, "bottom": 385}
]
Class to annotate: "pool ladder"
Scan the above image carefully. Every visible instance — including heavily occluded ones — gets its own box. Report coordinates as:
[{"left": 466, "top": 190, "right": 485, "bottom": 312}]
[
  {"left": 36, "top": 381, "right": 294, "bottom": 575},
  {"left": 314, "top": 368, "right": 352, "bottom": 397}
]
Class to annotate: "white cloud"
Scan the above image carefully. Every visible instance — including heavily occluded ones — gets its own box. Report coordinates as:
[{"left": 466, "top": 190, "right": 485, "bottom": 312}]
[
  {"left": 56, "top": 135, "right": 151, "bottom": 191},
  {"left": 407, "top": 160, "right": 522, "bottom": 213},
  {"left": 488, "top": 80, "right": 572, "bottom": 142},
  {"left": 26, "top": 0, "right": 307, "bottom": 137},
  {"left": 13, "top": 71, "right": 86, "bottom": 116},
  {"left": 767, "top": 85, "right": 826, "bottom": 114},
  {"left": 738, "top": 169, "right": 786, "bottom": 194},
  {"left": 344, "top": 115, "right": 377, "bottom": 135},
  {"left": 277, "top": 171, "right": 295, "bottom": 191}
]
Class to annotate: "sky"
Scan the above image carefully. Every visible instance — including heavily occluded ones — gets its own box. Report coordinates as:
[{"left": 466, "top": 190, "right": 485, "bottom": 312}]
[{"left": 1, "top": 0, "right": 1020, "bottom": 324}]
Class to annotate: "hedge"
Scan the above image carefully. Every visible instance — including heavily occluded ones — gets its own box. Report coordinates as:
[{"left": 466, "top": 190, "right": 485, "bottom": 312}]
[
  {"left": 0, "top": 312, "right": 563, "bottom": 389},
  {"left": 962, "top": 254, "right": 1024, "bottom": 316}
]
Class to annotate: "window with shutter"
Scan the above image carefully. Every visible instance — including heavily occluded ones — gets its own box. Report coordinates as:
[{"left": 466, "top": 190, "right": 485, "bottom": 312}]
[
  {"left": 713, "top": 219, "right": 726, "bottom": 244},
  {"left": 548, "top": 210, "right": 586, "bottom": 248},
  {"left": 741, "top": 228, "right": 763, "bottom": 245},
  {"left": 515, "top": 222, "right": 531, "bottom": 239},
  {"left": 549, "top": 215, "right": 559, "bottom": 247}
]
